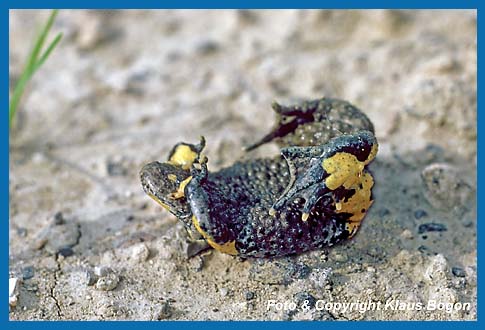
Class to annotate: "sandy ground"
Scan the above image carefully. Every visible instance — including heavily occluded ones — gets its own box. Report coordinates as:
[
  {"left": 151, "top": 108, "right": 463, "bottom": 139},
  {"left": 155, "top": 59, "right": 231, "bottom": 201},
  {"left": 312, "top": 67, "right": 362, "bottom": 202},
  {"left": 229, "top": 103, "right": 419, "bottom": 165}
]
[{"left": 9, "top": 10, "right": 476, "bottom": 320}]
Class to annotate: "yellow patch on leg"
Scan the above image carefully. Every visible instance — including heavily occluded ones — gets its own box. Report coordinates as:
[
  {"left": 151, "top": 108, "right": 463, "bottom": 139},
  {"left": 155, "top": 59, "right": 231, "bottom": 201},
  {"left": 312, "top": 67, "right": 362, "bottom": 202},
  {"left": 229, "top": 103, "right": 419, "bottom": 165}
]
[
  {"left": 170, "top": 176, "right": 192, "bottom": 199},
  {"left": 334, "top": 172, "right": 375, "bottom": 237},
  {"left": 168, "top": 145, "right": 198, "bottom": 170},
  {"left": 322, "top": 153, "right": 365, "bottom": 190},
  {"left": 192, "top": 216, "right": 238, "bottom": 256}
]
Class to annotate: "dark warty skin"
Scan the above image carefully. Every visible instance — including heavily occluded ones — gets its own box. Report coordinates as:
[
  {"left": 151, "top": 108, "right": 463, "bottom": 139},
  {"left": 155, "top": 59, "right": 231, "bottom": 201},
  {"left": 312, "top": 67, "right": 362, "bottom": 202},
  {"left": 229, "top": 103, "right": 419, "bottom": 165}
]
[{"left": 140, "top": 98, "right": 378, "bottom": 258}]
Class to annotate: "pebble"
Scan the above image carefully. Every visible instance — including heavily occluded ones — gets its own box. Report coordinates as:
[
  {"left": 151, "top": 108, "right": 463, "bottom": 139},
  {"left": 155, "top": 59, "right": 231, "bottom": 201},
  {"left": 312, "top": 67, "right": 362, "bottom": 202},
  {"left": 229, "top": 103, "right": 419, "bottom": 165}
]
[
  {"left": 462, "top": 218, "right": 474, "bottom": 228},
  {"left": 451, "top": 266, "right": 466, "bottom": 278},
  {"left": 400, "top": 229, "right": 414, "bottom": 240},
  {"left": 154, "top": 302, "right": 172, "bottom": 320},
  {"left": 188, "top": 256, "right": 205, "bottom": 272},
  {"left": 43, "top": 223, "right": 81, "bottom": 255},
  {"left": 53, "top": 211, "right": 65, "bottom": 225},
  {"left": 421, "top": 163, "right": 473, "bottom": 213},
  {"left": 16, "top": 227, "right": 27, "bottom": 237},
  {"left": 94, "top": 266, "right": 112, "bottom": 277},
  {"left": 244, "top": 291, "right": 255, "bottom": 300},
  {"left": 83, "top": 269, "right": 97, "bottom": 286},
  {"left": 9, "top": 277, "right": 21, "bottom": 308},
  {"left": 58, "top": 247, "right": 74, "bottom": 257},
  {"left": 331, "top": 252, "right": 349, "bottom": 263},
  {"left": 219, "top": 287, "right": 229, "bottom": 297},
  {"left": 130, "top": 243, "right": 150, "bottom": 263},
  {"left": 95, "top": 273, "right": 119, "bottom": 291},
  {"left": 76, "top": 12, "right": 108, "bottom": 50},
  {"left": 106, "top": 159, "right": 128, "bottom": 176},
  {"left": 22, "top": 266, "right": 35, "bottom": 280},
  {"left": 367, "top": 266, "right": 376, "bottom": 273},
  {"left": 418, "top": 223, "right": 447, "bottom": 234},
  {"left": 424, "top": 254, "right": 448, "bottom": 284},
  {"left": 414, "top": 209, "right": 428, "bottom": 219}
]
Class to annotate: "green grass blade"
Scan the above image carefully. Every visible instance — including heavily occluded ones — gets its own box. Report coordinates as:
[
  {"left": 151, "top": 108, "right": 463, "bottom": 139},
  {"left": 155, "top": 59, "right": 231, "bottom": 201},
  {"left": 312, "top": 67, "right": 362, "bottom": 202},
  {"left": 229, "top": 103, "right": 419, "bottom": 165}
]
[
  {"left": 9, "top": 10, "right": 61, "bottom": 129},
  {"left": 26, "top": 10, "right": 59, "bottom": 72},
  {"left": 33, "top": 32, "right": 63, "bottom": 73},
  {"left": 9, "top": 67, "right": 34, "bottom": 127}
]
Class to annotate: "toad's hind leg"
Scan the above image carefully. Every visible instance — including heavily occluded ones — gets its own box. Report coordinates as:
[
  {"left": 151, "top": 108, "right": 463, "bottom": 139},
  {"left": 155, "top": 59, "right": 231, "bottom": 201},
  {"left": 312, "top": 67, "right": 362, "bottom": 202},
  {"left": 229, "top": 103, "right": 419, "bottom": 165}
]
[
  {"left": 244, "top": 100, "right": 317, "bottom": 151},
  {"left": 245, "top": 98, "right": 375, "bottom": 151}
]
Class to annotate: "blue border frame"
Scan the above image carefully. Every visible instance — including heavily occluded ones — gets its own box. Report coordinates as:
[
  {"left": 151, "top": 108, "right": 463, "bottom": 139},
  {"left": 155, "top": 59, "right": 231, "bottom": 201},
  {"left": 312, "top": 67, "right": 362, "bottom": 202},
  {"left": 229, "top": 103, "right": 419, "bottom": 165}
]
[
  {"left": 4, "top": 0, "right": 481, "bottom": 9},
  {"left": 4, "top": 1, "right": 480, "bottom": 328}
]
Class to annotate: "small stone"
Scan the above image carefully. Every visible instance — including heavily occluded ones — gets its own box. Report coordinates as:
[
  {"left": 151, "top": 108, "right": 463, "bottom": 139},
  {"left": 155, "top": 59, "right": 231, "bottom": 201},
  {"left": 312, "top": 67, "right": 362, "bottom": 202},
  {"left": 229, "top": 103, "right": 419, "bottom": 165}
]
[
  {"left": 332, "top": 252, "right": 349, "bottom": 263},
  {"left": 154, "top": 302, "right": 172, "bottom": 320},
  {"left": 58, "top": 247, "right": 74, "bottom": 257},
  {"left": 44, "top": 223, "right": 80, "bottom": 255},
  {"left": 400, "top": 229, "right": 414, "bottom": 240},
  {"left": 9, "top": 277, "right": 21, "bottom": 308},
  {"left": 188, "top": 256, "right": 205, "bottom": 272},
  {"left": 462, "top": 218, "right": 474, "bottom": 228},
  {"left": 418, "top": 223, "right": 447, "bottom": 234},
  {"left": 76, "top": 12, "right": 109, "bottom": 50},
  {"left": 130, "top": 243, "right": 150, "bottom": 263},
  {"left": 16, "top": 227, "right": 27, "bottom": 237},
  {"left": 106, "top": 160, "right": 128, "bottom": 176},
  {"left": 414, "top": 209, "right": 428, "bottom": 219},
  {"left": 53, "top": 211, "right": 65, "bottom": 225},
  {"left": 94, "top": 266, "right": 112, "bottom": 277},
  {"left": 219, "top": 288, "right": 229, "bottom": 297},
  {"left": 424, "top": 254, "right": 448, "bottom": 284},
  {"left": 421, "top": 164, "right": 473, "bottom": 212},
  {"left": 451, "top": 266, "right": 466, "bottom": 278},
  {"left": 22, "top": 266, "right": 35, "bottom": 280},
  {"left": 95, "top": 273, "right": 119, "bottom": 291},
  {"left": 83, "top": 270, "right": 97, "bottom": 286},
  {"left": 244, "top": 291, "right": 255, "bottom": 300}
]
